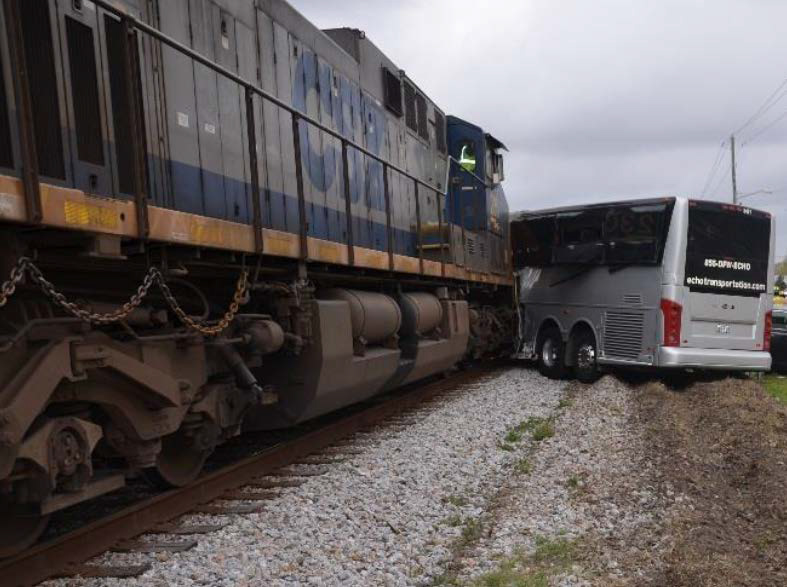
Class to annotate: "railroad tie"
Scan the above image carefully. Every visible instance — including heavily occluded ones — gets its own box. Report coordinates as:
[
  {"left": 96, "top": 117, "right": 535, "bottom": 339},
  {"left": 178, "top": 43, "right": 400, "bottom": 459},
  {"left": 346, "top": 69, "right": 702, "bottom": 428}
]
[
  {"left": 54, "top": 564, "right": 152, "bottom": 579},
  {"left": 111, "top": 540, "right": 198, "bottom": 553},
  {"left": 222, "top": 489, "right": 280, "bottom": 501},
  {"left": 271, "top": 466, "right": 329, "bottom": 477},
  {"left": 150, "top": 523, "right": 226, "bottom": 535},
  {"left": 320, "top": 446, "right": 366, "bottom": 456},
  {"left": 193, "top": 503, "right": 263, "bottom": 515},
  {"left": 245, "top": 478, "right": 304, "bottom": 489},
  {"left": 293, "top": 455, "right": 346, "bottom": 465}
]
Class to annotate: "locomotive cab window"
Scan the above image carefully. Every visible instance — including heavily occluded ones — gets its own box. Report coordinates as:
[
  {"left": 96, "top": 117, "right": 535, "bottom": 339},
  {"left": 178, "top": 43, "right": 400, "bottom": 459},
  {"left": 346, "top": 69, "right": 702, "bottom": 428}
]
[{"left": 457, "top": 141, "right": 476, "bottom": 173}]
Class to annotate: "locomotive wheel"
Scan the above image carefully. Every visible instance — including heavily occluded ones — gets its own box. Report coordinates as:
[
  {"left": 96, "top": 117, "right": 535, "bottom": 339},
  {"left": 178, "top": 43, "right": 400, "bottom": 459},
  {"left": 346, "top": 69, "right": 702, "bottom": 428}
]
[
  {"left": 0, "top": 505, "right": 50, "bottom": 558},
  {"left": 142, "top": 431, "right": 210, "bottom": 489}
]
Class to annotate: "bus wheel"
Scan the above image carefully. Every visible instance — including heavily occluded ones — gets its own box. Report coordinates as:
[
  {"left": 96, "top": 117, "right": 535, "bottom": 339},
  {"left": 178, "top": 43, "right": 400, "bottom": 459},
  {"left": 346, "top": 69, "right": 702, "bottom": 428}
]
[
  {"left": 537, "top": 327, "right": 567, "bottom": 379},
  {"left": 572, "top": 331, "right": 600, "bottom": 383}
]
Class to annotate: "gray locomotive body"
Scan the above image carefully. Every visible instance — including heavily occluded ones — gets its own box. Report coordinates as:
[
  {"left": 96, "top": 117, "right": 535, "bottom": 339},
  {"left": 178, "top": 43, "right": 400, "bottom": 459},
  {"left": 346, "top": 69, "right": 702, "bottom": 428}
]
[{"left": 0, "top": 0, "right": 512, "bottom": 556}]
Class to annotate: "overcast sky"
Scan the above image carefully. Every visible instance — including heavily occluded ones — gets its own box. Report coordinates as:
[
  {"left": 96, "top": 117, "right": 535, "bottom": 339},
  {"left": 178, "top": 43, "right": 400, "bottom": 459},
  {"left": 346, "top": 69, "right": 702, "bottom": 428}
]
[{"left": 290, "top": 0, "right": 787, "bottom": 258}]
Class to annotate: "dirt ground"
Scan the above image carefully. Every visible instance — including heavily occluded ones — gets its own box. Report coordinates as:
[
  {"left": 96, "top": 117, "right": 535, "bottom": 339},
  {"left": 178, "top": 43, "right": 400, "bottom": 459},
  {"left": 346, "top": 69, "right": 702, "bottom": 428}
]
[{"left": 634, "top": 375, "right": 787, "bottom": 587}]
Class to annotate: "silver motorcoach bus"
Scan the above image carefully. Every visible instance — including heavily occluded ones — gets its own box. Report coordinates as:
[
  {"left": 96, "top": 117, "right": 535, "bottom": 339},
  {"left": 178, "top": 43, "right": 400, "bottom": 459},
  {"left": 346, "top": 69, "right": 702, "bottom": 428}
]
[{"left": 511, "top": 197, "right": 775, "bottom": 381}]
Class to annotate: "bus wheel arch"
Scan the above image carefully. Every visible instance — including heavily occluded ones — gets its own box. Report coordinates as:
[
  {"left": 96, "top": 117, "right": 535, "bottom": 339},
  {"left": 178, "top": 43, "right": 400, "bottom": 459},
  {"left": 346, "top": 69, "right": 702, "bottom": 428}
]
[
  {"left": 536, "top": 319, "right": 568, "bottom": 379},
  {"left": 567, "top": 322, "right": 601, "bottom": 383}
]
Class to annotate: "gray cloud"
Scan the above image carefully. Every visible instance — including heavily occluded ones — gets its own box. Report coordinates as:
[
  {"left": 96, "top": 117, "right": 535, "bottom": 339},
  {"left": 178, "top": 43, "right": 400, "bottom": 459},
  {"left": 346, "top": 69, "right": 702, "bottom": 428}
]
[{"left": 290, "top": 0, "right": 787, "bottom": 257}]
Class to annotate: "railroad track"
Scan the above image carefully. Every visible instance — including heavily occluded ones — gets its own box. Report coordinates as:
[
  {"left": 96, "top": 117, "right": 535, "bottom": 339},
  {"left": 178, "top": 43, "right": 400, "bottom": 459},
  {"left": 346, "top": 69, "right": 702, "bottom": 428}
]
[{"left": 0, "top": 366, "right": 496, "bottom": 587}]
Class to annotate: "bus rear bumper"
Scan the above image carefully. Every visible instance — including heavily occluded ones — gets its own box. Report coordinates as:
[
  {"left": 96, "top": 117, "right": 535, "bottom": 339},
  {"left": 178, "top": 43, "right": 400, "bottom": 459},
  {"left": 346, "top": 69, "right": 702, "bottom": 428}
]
[{"left": 657, "top": 347, "right": 771, "bottom": 371}]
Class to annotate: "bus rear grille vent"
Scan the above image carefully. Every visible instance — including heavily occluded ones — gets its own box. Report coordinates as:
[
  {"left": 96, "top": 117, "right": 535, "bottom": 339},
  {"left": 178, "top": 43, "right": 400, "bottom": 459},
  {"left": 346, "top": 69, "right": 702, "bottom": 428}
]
[
  {"left": 622, "top": 293, "right": 643, "bottom": 305},
  {"left": 467, "top": 237, "right": 475, "bottom": 255},
  {"left": 604, "top": 311, "right": 644, "bottom": 360}
]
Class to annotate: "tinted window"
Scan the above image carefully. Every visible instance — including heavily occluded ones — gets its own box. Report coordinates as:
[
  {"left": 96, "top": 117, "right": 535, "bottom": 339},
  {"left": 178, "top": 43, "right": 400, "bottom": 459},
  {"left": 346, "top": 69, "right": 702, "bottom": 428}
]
[
  {"left": 512, "top": 215, "right": 554, "bottom": 268},
  {"left": 511, "top": 200, "right": 674, "bottom": 268},
  {"left": 685, "top": 202, "right": 771, "bottom": 297},
  {"left": 604, "top": 202, "right": 670, "bottom": 264},
  {"left": 554, "top": 209, "right": 605, "bottom": 264}
]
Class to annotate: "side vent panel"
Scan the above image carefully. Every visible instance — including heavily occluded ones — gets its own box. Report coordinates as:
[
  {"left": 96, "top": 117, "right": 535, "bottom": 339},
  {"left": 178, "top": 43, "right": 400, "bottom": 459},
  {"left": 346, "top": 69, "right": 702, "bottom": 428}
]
[
  {"left": 404, "top": 81, "right": 416, "bottom": 132},
  {"left": 603, "top": 311, "right": 644, "bottom": 360},
  {"left": 415, "top": 93, "right": 428, "bottom": 141},
  {"left": 0, "top": 42, "right": 14, "bottom": 169},
  {"left": 622, "top": 293, "right": 643, "bottom": 306},
  {"left": 65, "top": 16, "right": 104, "bottom": 166},
  {"left": 19, "top": 0, "right": 65, "bottom": 179},
  {"left": 382, "top": 67, "right": 402, "bottom": 117},
  {"left": 434, "top": 110, "right": 446, "bottom": 154}
]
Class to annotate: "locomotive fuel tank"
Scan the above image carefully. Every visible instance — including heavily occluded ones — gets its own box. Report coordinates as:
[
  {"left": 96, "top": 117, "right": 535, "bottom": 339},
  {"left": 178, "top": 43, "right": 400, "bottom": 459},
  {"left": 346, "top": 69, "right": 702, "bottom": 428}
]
[{"left": 244, "top": 289, "right": 469, "bottom": 429}]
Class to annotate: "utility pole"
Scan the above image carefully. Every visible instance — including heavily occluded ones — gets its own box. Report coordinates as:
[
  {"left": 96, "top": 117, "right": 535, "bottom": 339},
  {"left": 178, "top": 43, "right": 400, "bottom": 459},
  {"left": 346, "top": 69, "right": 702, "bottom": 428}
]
[{"left": 730, "top": 134, "right": 738, "bottom": 204}]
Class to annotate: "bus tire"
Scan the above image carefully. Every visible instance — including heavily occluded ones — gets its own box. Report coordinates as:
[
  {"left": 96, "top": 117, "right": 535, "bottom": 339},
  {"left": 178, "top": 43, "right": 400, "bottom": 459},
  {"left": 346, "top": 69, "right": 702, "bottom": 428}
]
[
  {"left": 572, "top": 331, "right": 600, "bottom": 383},
  {"left": 537, "top": 327, "right": 567, "bottom": 379}
]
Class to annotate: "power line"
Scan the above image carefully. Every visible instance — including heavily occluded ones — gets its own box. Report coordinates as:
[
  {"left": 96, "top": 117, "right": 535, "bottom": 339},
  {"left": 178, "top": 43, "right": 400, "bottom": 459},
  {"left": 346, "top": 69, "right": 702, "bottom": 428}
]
[
  {"left": 734, "top": 77, "right": 787, "bottom": 135},
  {"left": 741, "top": 108, "right": 787, "bottom": 146},
  {"left": 708, "top": 160, "right": 732, "bottom": 200},
  {"left": 699, "top": 140, "right": 727, "bottom": 197}
]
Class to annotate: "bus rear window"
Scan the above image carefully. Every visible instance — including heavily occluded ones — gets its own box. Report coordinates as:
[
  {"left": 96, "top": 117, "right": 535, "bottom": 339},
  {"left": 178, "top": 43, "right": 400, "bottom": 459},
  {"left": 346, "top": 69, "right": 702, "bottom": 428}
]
[{"left": 685, "top": 202, "right": 770, "bottom": 297}]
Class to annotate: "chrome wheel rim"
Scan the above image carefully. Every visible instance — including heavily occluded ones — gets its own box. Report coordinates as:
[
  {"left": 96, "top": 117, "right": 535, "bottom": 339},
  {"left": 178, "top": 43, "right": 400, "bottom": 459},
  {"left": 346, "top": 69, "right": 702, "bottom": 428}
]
[{"left": 577, "top": 343, "right": 596, "bottom": 371}]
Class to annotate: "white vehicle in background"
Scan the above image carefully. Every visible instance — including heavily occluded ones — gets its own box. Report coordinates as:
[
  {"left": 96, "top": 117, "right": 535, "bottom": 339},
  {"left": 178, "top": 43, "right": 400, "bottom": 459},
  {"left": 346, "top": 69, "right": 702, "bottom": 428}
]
[{"left": 511, "top": 197, "right": 775, "bottom": 381}]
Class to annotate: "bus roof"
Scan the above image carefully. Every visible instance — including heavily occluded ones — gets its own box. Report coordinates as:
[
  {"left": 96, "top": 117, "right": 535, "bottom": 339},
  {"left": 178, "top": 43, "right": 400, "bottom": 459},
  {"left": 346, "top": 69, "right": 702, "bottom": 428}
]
[{"left": 510, "top": 196, "right": 770, "bottom": 222}]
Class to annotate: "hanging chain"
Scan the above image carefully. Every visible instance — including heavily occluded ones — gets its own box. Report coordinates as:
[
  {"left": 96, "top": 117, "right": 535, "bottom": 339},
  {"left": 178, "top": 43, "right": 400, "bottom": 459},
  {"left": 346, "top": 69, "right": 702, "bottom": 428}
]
[
  {"left": 0, "top": 257, "right": 31, "bottom": 309},
  {"left": 157, "top": 270, "right": 248, "bottom": 336},
  {"left": 28, "top": 262, "right": 159, "bottom": 325},
  {"left": 0, "top": 256, "right": 249, "bottom": 336}
]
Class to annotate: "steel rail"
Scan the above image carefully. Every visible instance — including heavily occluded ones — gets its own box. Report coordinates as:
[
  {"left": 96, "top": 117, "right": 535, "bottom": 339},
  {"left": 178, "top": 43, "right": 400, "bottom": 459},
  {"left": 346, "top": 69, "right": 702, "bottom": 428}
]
[{"left": 0, "top": 368, "right": 493, "bottom": 587}]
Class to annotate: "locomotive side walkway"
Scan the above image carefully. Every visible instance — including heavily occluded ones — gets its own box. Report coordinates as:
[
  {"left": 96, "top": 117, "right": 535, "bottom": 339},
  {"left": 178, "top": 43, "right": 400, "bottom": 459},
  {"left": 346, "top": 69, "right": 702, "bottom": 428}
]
[{"left": 42, "top": 368, "right": 786, "bottom": 587}]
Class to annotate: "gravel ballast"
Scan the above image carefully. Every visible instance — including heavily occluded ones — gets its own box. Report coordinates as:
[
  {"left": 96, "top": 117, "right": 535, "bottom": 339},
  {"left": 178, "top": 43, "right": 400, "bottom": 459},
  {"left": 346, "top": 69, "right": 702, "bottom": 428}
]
[
  {"left": 43, "top": 369, "right": 785, "bottom": 586},
  {"left": 44, "top": 367, "right": 569, "bottom": 587},
  {"left": 450, "top": 375, "right": 675, "bottom": 586}
]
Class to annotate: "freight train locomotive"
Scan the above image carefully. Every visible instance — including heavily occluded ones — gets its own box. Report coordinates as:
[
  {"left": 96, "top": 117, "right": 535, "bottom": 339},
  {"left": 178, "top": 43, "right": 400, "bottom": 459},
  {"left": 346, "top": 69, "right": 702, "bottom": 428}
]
[{"left": 0, "top": 0, "right": 512, "bottom": 555}]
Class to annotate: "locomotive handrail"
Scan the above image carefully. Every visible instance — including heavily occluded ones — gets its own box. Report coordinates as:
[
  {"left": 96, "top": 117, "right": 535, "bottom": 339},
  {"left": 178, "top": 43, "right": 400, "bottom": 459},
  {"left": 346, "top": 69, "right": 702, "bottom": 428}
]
[{"left": 89, "top": 0, "right": 486, "bottom": 198}]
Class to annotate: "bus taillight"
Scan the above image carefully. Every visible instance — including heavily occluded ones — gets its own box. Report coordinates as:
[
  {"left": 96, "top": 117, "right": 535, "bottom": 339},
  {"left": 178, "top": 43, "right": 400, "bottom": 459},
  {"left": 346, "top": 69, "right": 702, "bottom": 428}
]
[
  {"left": 764, "top": 310, "right": 772, "bottom": 352},
  {"left": 660, "top": 299, "right": 682, "bottom": 347}
]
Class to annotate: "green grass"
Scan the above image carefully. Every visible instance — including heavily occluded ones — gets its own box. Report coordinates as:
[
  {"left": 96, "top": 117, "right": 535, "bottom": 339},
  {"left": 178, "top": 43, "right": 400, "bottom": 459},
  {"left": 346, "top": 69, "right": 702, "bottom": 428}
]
[
  {"left": 497, "top": 441, "right": 516, "bottom": 452},
  {"left": 443, "top": 494, "right": 470, "bottom": 508},
  {"left": 470, "top": 537, "right": 577, "bottom": 587},
  {"left": 446, "top": 514, "right": 464, "bottom": 527},
  {"left": 531, "top": 536, "right": 575, "bottom": 567},
  {"left": 761, "top": 374, "right": 787, "bottom": 404},
  {"left": 557, "top": 398, "right": 573, "bottom": 409},
  {"left": 502, "top": 417, "right": 555, "bottom": 448},
  {"left": 473, "top": 562, "right": 548, "bottom": 587},
  {"left": 515, "top": 458, "right": 532, "bottom": 475},
  {"left": 531, "top": 420, "right": 555, "bottom": 441},
  {"left": 504, "top": 428, "right": 524, "bottom": 443},
  {"left": 460, "top": 517, "right": 485, "bottom": 544}
]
